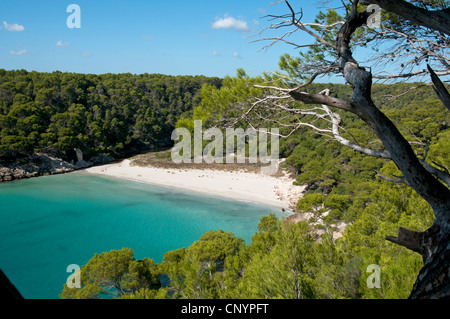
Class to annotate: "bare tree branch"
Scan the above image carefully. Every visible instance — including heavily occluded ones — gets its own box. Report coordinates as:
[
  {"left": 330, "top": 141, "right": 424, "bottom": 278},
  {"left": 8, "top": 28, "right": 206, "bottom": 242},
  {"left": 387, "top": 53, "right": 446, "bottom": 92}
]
[
  {"left": 289, "top": 90, "right": 355, "bottom": 112},
  {"left": 428, "top": 64, "right": 450, "bottom": 111},
  {"left": 376, "top": 173, "right": 409, "bottom": 185},
  {"left": 285, "top": 1, "right": 338, "bottom": 50}
]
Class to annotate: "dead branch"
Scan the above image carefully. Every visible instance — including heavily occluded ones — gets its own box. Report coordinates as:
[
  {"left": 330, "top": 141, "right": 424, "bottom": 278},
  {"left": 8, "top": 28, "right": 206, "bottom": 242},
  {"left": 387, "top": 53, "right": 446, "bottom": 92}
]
[{"left": 428, "top": 64, "right": 450, "bottom": 111}]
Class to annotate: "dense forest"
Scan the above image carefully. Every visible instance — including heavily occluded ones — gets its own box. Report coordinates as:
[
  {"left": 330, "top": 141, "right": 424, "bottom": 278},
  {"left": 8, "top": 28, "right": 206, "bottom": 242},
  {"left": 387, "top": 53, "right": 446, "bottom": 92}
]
[
  {"left": 59, "top": 71, "right": 449, "bottom": 299},
  {"left": 0, "top": 69, "right": 221, "bottom": 161}
]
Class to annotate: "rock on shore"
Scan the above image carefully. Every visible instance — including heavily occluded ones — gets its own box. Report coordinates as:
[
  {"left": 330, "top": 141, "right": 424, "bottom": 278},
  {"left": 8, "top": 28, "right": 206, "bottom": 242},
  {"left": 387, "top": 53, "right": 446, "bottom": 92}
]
[{"left": 0, "top": 153, "right": 114, "bottom": 183}]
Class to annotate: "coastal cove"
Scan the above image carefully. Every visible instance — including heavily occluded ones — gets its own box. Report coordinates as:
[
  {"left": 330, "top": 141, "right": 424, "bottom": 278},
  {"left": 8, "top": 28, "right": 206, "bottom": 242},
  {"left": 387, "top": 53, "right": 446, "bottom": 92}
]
[{"left": 0, "top": 171, "right": 289, "bottom": 299}]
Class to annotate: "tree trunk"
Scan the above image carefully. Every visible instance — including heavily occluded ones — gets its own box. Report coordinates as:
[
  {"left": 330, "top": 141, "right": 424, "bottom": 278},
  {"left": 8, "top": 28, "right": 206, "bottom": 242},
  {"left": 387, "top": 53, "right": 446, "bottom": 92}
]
[
  {"left": 409, "top": 227, "right": 450, "bottom": 298},
  {"left": 289, "top": 2, "right": 450, "bottom": 298},
  {"left": 337, "top": 5, "right": 450, "bottom": 299}
]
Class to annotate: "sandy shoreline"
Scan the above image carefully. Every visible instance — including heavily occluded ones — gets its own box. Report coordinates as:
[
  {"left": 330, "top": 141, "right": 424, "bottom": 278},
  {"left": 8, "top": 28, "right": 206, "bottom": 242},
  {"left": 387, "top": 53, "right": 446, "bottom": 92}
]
[{"left": 85, "top": 159, "right": 306, "bottom": 211}]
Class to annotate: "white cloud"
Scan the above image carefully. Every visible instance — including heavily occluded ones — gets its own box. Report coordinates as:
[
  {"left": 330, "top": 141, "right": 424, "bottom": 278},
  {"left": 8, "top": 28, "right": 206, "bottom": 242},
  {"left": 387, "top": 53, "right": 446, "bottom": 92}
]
[
  {"left": 56, "top": 40, "right": 70, "bottom": 47},
  {"left": 212, "top": 15, "right": 249, "bottom": 32},
  {"left": 3, "top": 21, "right": 25, "bottom": 32},
  {"left": 81, "top": 52, "right": 92, "bottom": 57},
  {"left": 212, "top": 50, "right": 220, "bottom": 57},
  {"left": 10, "top": 49, "right": 28, "bottom": 55},
  {"left": 233, "top": 52, "right": 242, "bottom": 59}
]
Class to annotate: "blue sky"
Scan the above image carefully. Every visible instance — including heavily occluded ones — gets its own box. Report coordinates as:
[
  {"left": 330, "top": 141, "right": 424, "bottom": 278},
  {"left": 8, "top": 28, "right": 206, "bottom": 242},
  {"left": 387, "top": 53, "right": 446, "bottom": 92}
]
[{"left": 0, "top": 0, "right": 328, "bottom": 78}]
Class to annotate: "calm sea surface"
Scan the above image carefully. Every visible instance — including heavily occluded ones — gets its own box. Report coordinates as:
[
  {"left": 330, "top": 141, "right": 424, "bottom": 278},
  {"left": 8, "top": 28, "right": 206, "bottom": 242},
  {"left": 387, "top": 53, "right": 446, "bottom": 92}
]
[{"left": 0, "top": 171, "right": 285, "bottom": 299}]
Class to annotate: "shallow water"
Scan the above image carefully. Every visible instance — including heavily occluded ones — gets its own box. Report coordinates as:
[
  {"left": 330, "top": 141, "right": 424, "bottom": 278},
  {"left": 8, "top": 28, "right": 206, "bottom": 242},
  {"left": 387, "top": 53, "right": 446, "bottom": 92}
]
[{"left": 0, "top": 171, "right": 285, "bottom": 299}]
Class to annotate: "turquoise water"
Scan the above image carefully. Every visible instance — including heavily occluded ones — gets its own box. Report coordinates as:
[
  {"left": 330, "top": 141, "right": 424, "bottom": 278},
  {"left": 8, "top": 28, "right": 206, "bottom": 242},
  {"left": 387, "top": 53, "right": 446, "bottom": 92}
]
[{"left": 0, "top": 171, "right": 284, "bottom": 299}]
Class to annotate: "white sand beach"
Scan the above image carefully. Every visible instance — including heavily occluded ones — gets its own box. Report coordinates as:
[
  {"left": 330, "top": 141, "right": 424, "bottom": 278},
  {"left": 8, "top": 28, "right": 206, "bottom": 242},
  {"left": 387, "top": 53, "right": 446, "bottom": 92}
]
[{"left": 85, "top": 159, "right": 306, "bottom": 211}]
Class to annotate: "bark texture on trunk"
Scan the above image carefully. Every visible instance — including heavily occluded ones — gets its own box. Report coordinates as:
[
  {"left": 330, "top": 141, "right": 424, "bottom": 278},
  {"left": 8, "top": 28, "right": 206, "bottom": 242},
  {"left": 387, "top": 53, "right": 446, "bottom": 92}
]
[{"left": 409, "top": 229, "right": 450, "bottom": 299}]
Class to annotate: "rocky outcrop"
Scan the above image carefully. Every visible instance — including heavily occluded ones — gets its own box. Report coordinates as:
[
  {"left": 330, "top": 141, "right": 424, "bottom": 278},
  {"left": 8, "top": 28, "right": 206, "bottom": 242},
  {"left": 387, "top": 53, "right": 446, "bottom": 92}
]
[
  {"left": 0, "top": 152, "right": 114, "bottom": 183},
  {"left": 285, "top": 211, "right": 348, "bottom": 241}
]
